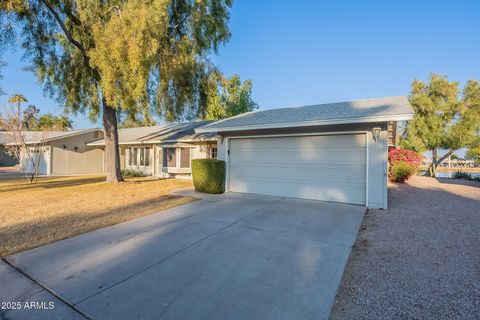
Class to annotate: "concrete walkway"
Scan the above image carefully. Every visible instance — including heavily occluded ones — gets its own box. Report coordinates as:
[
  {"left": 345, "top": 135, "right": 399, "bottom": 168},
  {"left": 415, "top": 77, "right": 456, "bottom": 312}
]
[
  {"left": 0, "top": 260, "right": 87, "bottom": 319},
  {"left": 3, "top": 193, "right": 365, "bottom": 320}
]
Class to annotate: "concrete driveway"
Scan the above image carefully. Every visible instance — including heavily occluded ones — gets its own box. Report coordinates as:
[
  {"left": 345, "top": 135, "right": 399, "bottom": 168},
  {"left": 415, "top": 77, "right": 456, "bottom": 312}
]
[{"left": 3, "top": 193, "right": 365, "bottom": 320}]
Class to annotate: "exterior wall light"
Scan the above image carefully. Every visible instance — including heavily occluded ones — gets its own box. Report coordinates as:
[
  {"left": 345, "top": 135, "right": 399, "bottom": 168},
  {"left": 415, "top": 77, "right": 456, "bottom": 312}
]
[{"left": 372, "top": 127, "right": 381, "bottom": 142}]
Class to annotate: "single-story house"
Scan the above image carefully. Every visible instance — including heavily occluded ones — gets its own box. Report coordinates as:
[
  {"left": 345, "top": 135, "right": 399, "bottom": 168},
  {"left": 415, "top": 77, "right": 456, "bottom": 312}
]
[
  {"left": 87, "top": 121, "right": 218, "bottom": 178},
  {"left": 3, "top": 121, "right": 217, "bottom": 177},
  {"left": 195, "top": 96, "right": 414, "bottom": 209},
  {"left": 3, "top": 129, "right": 104, "bottom": 175}
]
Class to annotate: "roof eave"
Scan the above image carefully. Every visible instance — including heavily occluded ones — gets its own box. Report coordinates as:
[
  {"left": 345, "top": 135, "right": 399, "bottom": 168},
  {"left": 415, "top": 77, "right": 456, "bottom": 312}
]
[
  {"left": 86, "top": 137, "right": 217, "bottom": 146},
  {"left": 47, "top": 128, "right": 102, "bottom": 142},
  {"left": 195, "top": 114, "right": 414, "bottom": 133}
]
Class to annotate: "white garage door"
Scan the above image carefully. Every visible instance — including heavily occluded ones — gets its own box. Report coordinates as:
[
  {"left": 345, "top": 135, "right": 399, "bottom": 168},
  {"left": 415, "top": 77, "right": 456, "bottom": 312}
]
[{"left": 228, "top": 133, "right": 366, "bottom": 205}]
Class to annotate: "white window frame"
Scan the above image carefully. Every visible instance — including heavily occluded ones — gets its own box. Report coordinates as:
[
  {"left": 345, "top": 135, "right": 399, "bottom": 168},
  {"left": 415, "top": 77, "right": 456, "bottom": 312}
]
[
  {"left": 127, "top": 147, "right": 151, "bottom": 168},
  {"left": 210, "top": 146, "right": 218, "bottom": 159}
]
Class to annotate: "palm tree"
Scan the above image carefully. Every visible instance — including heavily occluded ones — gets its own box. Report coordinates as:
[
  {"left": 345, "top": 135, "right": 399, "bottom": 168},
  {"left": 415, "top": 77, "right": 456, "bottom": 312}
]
[{"left": 8, "top": 93, "right": 27, "bottom": 115}]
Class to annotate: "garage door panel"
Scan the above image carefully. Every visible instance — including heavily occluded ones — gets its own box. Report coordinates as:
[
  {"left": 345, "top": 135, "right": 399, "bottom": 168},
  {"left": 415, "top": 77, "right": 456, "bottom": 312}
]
[
  {"left": 228, "top": 134, "right": 366, "bottom": 205},
  {"left": 229, "top": 163, "right": 366, "bottom": 184},
  {"left": 229, "top": 178, "right": 365, "bottom": 205},
  {"left": 231, "top": 134, "right": 366, "bottom": 150},
  {"left": 230, "top": 149, "right": 366, "bottom": 166}
]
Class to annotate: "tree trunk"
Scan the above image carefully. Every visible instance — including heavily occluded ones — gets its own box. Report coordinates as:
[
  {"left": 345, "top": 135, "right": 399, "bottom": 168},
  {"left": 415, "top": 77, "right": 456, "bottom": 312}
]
[
  {"left": 102, "top": 101, "right": 123, "bottom": 183},
  {"left": 427, "top": 148, "right": 456, "bottom": 177},
  {"left": 430, "top": 148, "right": 438, "bottom": 177}
]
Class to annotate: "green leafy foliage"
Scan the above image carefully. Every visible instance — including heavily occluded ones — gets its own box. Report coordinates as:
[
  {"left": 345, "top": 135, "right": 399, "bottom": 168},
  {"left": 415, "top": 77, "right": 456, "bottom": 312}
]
[
  {"left": 118, "top": 110, "right": 157, "bottom": 129},
  {"left": 191, "top": 159, "right": 225, "bottom": 194},
  {"left": 21, "top": 105, "right": 39, "bottom": 129},
  {"left": 121, "top": 169, "right": 147, "bottom": 178},
  {"left": 201, "top": 73, "right": 258, "bottom": 120},
  {"left": 21, "top": 105, "right": 72, "bottom": 131},
  {"left": 1, "top": 0, "right": 234, "bottom": 121},
  {"left": 38, "top": 113, "right": 72, "bottom": 131},
  {"left": 1, "top": 0, "right": 235, "bottom": 182},
  {"left": 402, "top": 74, "right": 480, "bottom": 176},
  {"left": 389, "top": 161, "right": 414, "bottom": 183},
  {"left": 466, "top": 147, "right": 480, "bottom": 164}
]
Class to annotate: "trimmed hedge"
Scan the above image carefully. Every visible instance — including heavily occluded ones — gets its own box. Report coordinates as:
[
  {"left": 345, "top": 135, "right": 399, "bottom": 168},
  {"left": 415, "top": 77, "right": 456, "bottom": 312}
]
[
  {"left": 389, "top": 161, "right": 413, "bottom": 183},
  {"left": 191, "top": 159, "right": 225, "bottom": 194},
  {"left": 121, "top": 169, "right": 147, "bottom": 177}
]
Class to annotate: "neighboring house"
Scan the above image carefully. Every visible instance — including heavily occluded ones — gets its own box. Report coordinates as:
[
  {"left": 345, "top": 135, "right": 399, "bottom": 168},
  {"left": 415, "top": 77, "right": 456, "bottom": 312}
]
[
  {"left": 196, "top": 96, "right": 414, "bottom": 209},
  {"left": 0, "top": 132, "right": 19, "bottom": 166},
  {"left": 87, "top": 121, "right": 218, "bottom": 178},
  {"left": 3, "top": 129, "right": 104, "bottom": 175}
]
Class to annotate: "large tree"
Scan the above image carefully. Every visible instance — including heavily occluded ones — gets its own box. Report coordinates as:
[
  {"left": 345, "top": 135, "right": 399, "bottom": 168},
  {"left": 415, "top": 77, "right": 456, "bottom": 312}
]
[
  {"left": 402, "top": 74, "right": 480, "bottom": 176},
  {"left": 1, "top": 0, "right": 233, "bottom": 182},
  {"left": 201, "top": 73, "right": 258, "bottom": 120}
]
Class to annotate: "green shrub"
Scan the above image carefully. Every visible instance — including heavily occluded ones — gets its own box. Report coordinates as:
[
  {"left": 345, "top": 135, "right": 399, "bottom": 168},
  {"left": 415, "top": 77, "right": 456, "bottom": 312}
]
[
  {"left": 452, "top": 171, "right": 472, "bottom": 180},
  {"left": 191, "top": 159, "right": 225, "bottom": 194},
  {"left": 121, "top": 169, "right": 147, "bottom": 178},
  {"left": 390, "top": 161, "right": 414, "bottom": 183}
]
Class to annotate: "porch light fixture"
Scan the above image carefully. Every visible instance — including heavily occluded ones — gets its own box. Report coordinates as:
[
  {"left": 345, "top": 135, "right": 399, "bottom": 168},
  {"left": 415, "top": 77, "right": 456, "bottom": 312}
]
[{"left": 372, "top": 127, "right": 381, "bottom": 142}]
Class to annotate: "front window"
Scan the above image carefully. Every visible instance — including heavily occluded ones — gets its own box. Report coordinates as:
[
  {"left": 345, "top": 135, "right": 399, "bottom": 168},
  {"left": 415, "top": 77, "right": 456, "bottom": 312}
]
[
  {"left": 210, "top": 147, "right": 217, "bottom": 159},
  {"left": 144, "top": 148, "right": 150, "bottom": 166},
  {"left": 132, "top": 148, "right": 138, "bottom": 165},
  {"left": 180, "top": 148, "right": 191, "bottom": 168},
  {"left": 128, "top": 148, "right": 133, "bottom": 165},
  {"left": 140, "top": 147, "right": 145, "bottom": 166},
  {"left": 163, "top": 148, "right": 176, "bottom": 167}
]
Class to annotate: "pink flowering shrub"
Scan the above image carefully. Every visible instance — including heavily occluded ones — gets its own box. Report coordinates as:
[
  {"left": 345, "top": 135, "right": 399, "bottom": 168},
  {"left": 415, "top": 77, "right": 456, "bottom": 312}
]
[{"left": 388, "top": 148, "right": 422, "bottom": 183}]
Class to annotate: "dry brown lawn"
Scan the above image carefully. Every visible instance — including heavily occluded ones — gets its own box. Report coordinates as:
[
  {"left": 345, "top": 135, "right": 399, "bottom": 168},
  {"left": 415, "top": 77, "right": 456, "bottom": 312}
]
[{"left": 0, "top": 175, "right": 195, "bottom": 256}]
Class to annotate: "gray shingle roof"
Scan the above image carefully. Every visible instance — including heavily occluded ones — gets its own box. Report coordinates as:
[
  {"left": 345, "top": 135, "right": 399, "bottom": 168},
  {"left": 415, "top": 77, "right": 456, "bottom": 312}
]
[
  {"left": 196, "top": 96, "right": 414, "bottom": 133},
  {"left": 87, "top": 121, "right": 216, "bottom": 146},
  {"left": 1, "top": 129, "right": 100, "bottom": 145}
]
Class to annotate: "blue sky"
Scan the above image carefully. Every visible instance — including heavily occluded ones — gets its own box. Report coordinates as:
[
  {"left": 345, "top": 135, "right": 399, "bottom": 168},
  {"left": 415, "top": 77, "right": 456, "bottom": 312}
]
[{"left": 1, "top": 0, "right": 479, "bottom": 130}]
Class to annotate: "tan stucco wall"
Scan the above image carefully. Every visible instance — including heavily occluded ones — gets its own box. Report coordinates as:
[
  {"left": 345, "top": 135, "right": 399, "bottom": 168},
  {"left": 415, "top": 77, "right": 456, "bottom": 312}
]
[
  {"left": 51, "top": 131, "right": 104, "bottom": 175},
  {"left": 191, "top": 142, "right": 213, "bottom": 160}
]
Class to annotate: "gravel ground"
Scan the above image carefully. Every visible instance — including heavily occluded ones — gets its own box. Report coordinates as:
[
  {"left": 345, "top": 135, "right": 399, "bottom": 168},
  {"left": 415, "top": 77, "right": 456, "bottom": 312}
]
[{"left": 330, "top": 176, "right": 480, "bottom": 320}]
